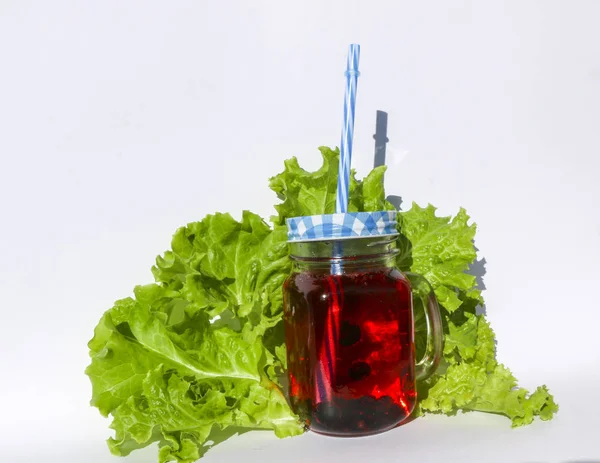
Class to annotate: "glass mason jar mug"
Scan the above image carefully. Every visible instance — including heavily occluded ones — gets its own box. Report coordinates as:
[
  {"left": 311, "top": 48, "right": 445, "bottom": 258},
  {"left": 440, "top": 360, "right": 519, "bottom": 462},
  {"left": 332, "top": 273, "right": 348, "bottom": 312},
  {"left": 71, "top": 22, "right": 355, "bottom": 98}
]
[{"left": 283, "top": 211, "right": 443, "bottom": 437}]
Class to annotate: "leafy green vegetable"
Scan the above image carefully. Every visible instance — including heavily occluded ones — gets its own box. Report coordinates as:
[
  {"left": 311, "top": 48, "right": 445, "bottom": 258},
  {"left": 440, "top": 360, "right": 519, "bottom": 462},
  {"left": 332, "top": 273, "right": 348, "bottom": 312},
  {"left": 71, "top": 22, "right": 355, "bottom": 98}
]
[
  {"left": 396, "top": 204, "right": 481, "bottom": 312},
  {"left": 86, "top": 213, "right": 303, "bottom": 463},
  {"left": 87, "top": 146, "right": 556, "bottom": 463},
  {"left": 420, "top": 317, "right": 558, "bottom": 425},
  {"left": 268, "top": 147, "right": 556, "bottom": 426},
  {"left": 269, "top": 146, "right": 392, "bottom": 225}
]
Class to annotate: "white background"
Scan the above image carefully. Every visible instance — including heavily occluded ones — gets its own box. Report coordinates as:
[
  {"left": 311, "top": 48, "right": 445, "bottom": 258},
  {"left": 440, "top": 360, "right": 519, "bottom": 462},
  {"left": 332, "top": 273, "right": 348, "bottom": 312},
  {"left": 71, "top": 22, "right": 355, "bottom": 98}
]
[{"left": 1, "top": 1, "right": 599, "bottom": 462}]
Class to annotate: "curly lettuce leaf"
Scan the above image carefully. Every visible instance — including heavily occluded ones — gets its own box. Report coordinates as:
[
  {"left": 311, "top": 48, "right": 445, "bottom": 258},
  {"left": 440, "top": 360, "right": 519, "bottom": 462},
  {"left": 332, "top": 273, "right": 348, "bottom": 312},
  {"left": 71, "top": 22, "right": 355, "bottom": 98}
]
[
  {"left": 417, "top": 282, "right": 556, "bottom": 426},
  {"left": 108, "top": 365, "right": 300, "bottom": 463},
  {"left": 269, "top": 146, "right": 392, "bottom": 224},
  {"left": 421, "top": 362, "right": 558, "bottom": 426},
  {"left": 397, "top": 204, "right": 480, "bottom": 312},
  {"left": 88, "top": 146, "right": 556, "bottom": 463},
  {"left": 267, "top": 148, "right": 555, "bottom": 426},
  {"left": 87, "top": 213, "right": 303, "bottom": 463},
  {"left": 152, "top": 211, "right": 289, "bottom": 323}
]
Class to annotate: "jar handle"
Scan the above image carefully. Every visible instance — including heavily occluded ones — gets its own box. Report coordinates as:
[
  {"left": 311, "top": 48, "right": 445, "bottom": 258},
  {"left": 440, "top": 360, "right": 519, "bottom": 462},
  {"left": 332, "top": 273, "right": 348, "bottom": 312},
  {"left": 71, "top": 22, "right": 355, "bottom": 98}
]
[{"left": 404, "top": 272, "right": 444, "bottom": 381}]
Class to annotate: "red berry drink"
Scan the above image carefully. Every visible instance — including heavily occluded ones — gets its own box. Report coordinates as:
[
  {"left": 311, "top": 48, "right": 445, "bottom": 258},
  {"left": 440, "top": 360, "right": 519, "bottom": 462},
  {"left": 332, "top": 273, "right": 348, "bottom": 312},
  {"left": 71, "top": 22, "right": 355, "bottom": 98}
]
[{"left": 283, "top": 267, "right": 416, "bottom": 436}]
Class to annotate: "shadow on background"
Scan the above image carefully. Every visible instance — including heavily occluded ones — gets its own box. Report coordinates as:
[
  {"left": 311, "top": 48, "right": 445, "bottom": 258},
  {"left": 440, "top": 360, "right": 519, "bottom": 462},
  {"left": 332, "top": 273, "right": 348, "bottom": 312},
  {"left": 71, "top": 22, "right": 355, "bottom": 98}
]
[
  {"left": 374, "top": 109, "right": 488, "bottom": 316},
  {"left": 467, "top": 246, "right": 487, "bottom": 315},
  {"left": 387, "top": 194, "right": 403, "bottom": 211},
  {"left": 372, "top": 110, "right": 404, "bottom": 211},
  {"left": 373, "top": 110, "right": 389, "bottom": 169}
]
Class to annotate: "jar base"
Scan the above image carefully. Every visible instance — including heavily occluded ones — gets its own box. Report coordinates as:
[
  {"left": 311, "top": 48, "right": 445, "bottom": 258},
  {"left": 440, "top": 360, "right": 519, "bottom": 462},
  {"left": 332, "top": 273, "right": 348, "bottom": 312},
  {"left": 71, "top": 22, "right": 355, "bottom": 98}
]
[
  {"left": 300, "top": 396, "right": 413, "bottom": 438},
  {"left": 309, "top": 422, "right": 400, "bottom": 438}
]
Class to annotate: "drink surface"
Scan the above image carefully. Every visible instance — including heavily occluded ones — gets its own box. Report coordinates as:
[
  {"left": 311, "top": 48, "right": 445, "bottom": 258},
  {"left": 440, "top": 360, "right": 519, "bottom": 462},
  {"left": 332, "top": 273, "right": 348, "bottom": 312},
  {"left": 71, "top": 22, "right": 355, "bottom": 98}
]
[{"left": 283, "top": 267, "right": 416, "bottom": 436}]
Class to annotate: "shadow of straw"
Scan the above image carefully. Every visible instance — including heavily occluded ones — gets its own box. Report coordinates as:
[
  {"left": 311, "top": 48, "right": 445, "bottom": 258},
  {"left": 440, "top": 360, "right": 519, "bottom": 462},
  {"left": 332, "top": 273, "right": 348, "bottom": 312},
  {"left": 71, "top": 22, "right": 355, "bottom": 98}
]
[
  {"left": 373, "top": 109, "right": 487, "bottom": 319},
  {"left": 373, "top": 110, "right": 389, "bottom": 169},
  {"left": 371, "top": 110, "right": 404, "bottom": 212}
]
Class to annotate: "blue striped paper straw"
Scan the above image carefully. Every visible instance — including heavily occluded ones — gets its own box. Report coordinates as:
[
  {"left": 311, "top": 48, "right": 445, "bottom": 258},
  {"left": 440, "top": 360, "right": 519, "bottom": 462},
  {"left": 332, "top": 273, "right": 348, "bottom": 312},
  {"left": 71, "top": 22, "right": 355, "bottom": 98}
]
[
  {"left": 335, "top": 44, "right": 361, "bottom": 213},
  {"left": 314, "top": 44, "right": 362, "bottom": 406}
]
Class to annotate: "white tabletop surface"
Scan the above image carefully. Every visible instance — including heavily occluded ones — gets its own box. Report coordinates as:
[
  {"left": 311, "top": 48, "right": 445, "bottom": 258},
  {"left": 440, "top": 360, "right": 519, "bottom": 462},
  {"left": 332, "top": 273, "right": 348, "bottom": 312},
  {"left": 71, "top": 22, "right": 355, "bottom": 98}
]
[{"left": 2, "top": 1, "right": 599, "bottom": 462}]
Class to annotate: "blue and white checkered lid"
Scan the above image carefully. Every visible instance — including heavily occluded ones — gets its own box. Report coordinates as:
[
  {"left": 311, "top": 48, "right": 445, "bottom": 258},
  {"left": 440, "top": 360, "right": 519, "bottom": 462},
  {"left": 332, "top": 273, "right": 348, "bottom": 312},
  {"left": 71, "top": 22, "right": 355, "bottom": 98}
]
[{"left": 286, "top": 211, "right": 398, "bottom": 242}]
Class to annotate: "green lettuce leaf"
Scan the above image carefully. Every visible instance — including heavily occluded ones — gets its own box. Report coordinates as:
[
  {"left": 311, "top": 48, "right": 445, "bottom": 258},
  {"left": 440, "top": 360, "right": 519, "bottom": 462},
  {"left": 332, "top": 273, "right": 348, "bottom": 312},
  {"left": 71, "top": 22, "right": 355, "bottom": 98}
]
[
  {"left": 397, "top": 204, "right": 480, "bottom": 312},
  {"left": 421, "top": 362, "right": 558, "bottom": 426},
  {"left": 87, "top": 146, "right": 556, "bottom": 463},
  {"left": 108, "top": 365, "right": 300, "bottom": 463},
  {"left": 152, "top": 211, "right": 289, "bottom": 324},
  {"left": 269, "top": 146, "right": 392, "bottom": 225},
  {"left": 267, "top": 147, "right": 555, "bottom": 426},
  {"left": 87, "top": 212, "right": 303, "bottom": 463}
]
